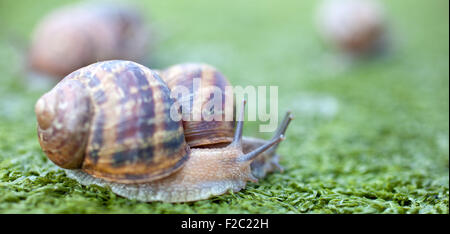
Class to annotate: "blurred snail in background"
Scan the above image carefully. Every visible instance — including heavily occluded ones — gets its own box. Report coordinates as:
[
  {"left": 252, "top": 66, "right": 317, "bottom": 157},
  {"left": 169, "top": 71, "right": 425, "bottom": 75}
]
[
  {"left": 35, "top": 60, "right": 291, "bottom": 202},
  {"left": 158, "top": 63, "right": 292, "bottom": 179},
  {"left": 29, "top": 3, "right": 150, "bottom": 79},
  {"left": 316, "top": 0, "right": 388, "bottom": 56}
]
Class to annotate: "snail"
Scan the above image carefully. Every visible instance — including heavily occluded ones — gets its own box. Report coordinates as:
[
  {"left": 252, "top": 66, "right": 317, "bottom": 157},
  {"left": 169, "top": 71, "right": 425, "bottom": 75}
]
[
  {"left": 316, "top": 0, "right": 387, "bottom": 56},
  {"left": 159, "top": 63, "right": 235, "bottom": 148},
  {"left": 159, "top": 63, "right": 293, "bottom": 178},
  {"left": 35, "top": 60, "right": 290, "bottom": 202},
  {"left": 29, "top": 3, "right": 150, "bottom": 79}
]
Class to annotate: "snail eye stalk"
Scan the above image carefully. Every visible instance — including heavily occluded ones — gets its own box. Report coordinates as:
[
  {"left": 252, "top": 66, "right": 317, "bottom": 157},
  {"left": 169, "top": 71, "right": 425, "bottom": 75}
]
[
  {"left": 271, "top": 111, "right": 293, "bottom": 150},
  {"left": 229, "top": 99, "right": 246, "bottom": 148},
  {"left": 237, "top": 134, "right": 285, "bottom": 163}
]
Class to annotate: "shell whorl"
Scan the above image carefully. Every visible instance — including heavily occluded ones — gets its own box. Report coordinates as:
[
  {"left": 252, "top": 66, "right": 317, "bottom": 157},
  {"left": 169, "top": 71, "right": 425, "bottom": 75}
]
[
  {"left": 36, "top": 78, "right": 92, "bottom": 169},
  {"left": 161, "top": 63, "right": 235, "bottom": 148},
  {"left": 36, "top": 60, "right": 190, "bottom": 184}
]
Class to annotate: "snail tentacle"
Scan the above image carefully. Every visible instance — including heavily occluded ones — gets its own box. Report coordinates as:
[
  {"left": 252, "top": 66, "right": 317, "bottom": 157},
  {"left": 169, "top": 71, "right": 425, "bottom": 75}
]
[
  {"left": 245, "top": 111, "right": 293, "bottom": 178},
  {"left": 238, "top": 135, "right": 285, "bottom": 163},
  {"left": 229, "top": 99, "right": 246, "bottom": 148}
]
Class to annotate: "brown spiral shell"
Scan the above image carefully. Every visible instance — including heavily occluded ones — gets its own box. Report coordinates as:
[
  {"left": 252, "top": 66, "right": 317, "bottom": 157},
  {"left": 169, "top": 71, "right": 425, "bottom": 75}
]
[
  {"left": 29, "top": 4, "right": 150, "bottom": 79},
  {"left": 160, "top": 63, "right": 235, "bottom": 148},
  {"left": 35, "top": 60, "right": 189, "bottom": 184}
]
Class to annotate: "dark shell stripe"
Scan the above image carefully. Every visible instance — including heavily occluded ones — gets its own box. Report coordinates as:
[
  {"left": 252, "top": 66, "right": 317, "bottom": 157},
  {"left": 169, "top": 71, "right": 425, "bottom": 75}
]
[
  {"left": 132, "top": 66, "right": 157, "bottom": 140},
  {"left": 114, "top": 67, "right": 142, "bottom": 143},
  {"left": 87, "top": 72, "right": 101, "bottom": 87},
  {"left": 66, "top": 60, "right": 188, "bottom": 183},
  {"left": 92, "top": 90, "right": 107, "bottom": 105},
  {"left": 88, "top": 108, "right": 105, "bottom": 165},
  {"left": 201, "top": 66, "right": 230, "bottom": 112},
  {"left": 161, "top": 133, "right": 186, "bottom": 156},
  {"left": 187, "top": 67, "right": 203, "bottom": 110},
  {"left": 109, "top": 65, "right": 156, "bottom": 166},
  {"left": 111, "top": 144, "right": 155, "bottom": 167},
  {"left": 90, "top": 109, "right": 105, "bottom": 148}
]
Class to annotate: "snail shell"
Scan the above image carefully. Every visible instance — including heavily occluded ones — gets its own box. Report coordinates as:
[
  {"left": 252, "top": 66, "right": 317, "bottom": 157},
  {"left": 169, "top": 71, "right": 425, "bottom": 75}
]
[
  {"left": 160, "top": 63, "right": 235, "bottom": 148},
  {"left": 317, "top": 0, "right": 387, "bottom": 55},
  {"left": 35, "top": 60, "right": 189, "bottom": 183},
  {"left": 29, "top": 4, "right": 150, "bottom": 79}
]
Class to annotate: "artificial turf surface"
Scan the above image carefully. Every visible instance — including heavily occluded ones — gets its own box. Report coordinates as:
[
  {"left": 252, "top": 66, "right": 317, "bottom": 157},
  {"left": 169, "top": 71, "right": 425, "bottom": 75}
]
[{"left": 0, "top": 0, "right": 448, "bottom": 213}]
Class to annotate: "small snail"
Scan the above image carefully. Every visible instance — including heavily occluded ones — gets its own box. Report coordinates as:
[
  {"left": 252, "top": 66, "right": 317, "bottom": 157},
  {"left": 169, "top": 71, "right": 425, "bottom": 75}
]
[
  {"left": 316, "top": 0, "right": 387, "bottom": 56},
  {"left": 29, "top": 3, "right": 150, "bottom": 79},
  {"left": 35, "top": 60, "right": 289, "bottom": 202},
  {"left": 159, "top": 63, "right": 235, "bottom": 148},
  {"left": 159, "top": 63, "right": 293, "bottom": 179}
]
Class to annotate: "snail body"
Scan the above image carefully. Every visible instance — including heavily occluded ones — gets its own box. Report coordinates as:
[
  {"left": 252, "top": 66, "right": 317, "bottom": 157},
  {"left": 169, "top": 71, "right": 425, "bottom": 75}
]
[
  {"left": 35, "top": 60, "right": 288, "bottom": 202},
  {"left": 29, "top": 4, "right": 150, "bottom": 79},
  {"left": 66, "top": 141, "right": 267, "bottom": 202}
]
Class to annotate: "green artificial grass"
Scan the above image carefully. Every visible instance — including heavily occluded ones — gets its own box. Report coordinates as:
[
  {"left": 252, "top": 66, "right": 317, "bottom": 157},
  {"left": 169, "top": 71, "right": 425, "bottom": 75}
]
[{"left": 0, "top": 0, "right": 448, "bottom": 213}]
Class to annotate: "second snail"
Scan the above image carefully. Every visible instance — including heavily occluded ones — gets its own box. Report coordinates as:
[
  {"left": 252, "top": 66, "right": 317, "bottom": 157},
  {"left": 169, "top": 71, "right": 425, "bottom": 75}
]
[{"left": 35, "top": 60, "right": 292, "bottom": 203}]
